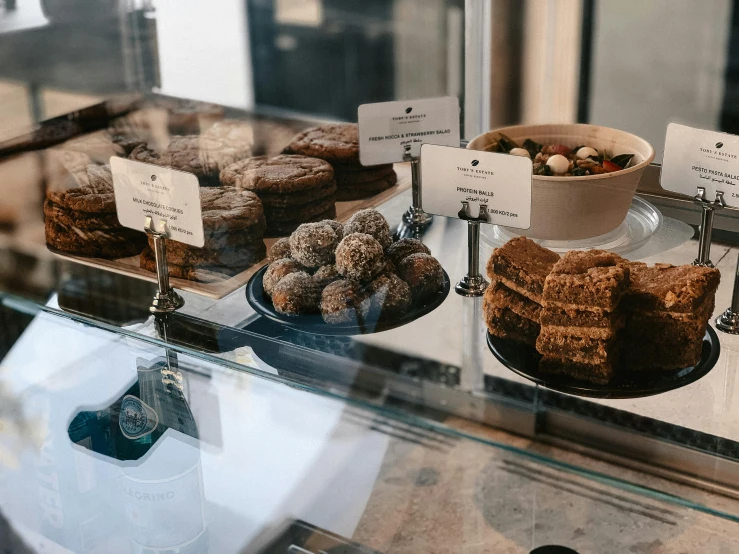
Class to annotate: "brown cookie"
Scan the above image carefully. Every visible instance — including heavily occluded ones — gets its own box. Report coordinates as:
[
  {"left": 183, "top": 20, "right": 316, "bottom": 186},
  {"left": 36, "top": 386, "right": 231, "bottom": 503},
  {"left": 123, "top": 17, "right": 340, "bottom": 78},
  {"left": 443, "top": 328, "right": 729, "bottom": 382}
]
[
  {"left": 46, "top": 219, "right": 146, "bottom": 258},
  {"left": 258, "top": 181, "right": 337, "bottom": 208},
  {"left": 140, "top": 244, "right": 264, "bottom": 283},
  {"left": 220, "top": 154, "right": 334, "bottom": 193},
  {"left": 332, "top": 162, "right": 393, "bottom": 174},
  {"left": 147, "top": 236, "right": 266, "bottom": 267},
  {"left": 284, "top": 124, "right": 359, "bottom": 162},
  {"left": 46, "top": 164, "right": 116, "bottom": 213},
  {"left": 153, "top": 231, "right": 264, "bottom": 257},
  {"left": 335, "top": 166, "right": 395, "bottom": 185},
  {"left": 199, "top": 187, "right": 266, "bottom": 234},
  {"left": 130, "top": 135, "right": 249, "bottom": 185},
  {"left": 266, "top": 206, "right": 337, "bottom": 237},
  {"left": 264, "top": 195, "right": 336, "bottom": 223},
  {"left": 336, "top": 173, "right": 397, "bottom": 201},
  {"left": 44, "top": 200, "right": 121, "bottom": 230}
]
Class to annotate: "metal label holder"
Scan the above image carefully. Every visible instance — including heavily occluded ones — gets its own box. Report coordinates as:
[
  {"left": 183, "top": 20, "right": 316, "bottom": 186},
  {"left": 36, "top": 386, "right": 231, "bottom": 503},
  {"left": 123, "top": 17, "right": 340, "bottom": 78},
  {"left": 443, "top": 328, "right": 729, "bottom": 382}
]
[
  {"left": 716, "top": 253, "right": 739, "bottom": 334},
  {"left": 454, "top": 201, "right": 489, "bottom": 297},
  {"left": 144, "top": 215, "right": 185, "bottom": 314},
  {"left": 397, "top": 144, "right": 433, "bottom": 239},
  {"left": 692, "top": 186, "right": 726, "bottom": 267}
]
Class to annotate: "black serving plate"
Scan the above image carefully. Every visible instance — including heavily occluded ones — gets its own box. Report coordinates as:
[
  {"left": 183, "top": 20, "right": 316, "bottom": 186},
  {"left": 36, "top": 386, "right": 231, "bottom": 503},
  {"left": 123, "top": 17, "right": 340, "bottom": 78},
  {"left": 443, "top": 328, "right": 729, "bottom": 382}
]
[
  {"left": 487, "top": 327, "right": 721, "bottom": 399},
  {"left": 246, "top": 265, "right": 451, "bottom": 336}
]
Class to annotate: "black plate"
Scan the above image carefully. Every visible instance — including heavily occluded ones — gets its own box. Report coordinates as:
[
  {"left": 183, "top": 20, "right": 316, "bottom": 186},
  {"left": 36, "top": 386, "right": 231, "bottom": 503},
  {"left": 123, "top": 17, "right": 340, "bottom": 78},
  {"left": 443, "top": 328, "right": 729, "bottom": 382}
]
[
  {"left": 487, "top": 327, "right": 721, "bottom": 399},
  {"left": 246, "top": 265, "right": 451, "bottom": 336}
]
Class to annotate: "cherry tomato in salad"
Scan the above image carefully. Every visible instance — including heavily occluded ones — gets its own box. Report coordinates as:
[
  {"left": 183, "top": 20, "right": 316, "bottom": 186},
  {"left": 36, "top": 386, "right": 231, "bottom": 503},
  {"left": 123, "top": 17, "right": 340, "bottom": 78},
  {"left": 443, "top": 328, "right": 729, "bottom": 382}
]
[
  {"left": 551, "top": 144, "right": 571, "bottom": 156},
  {"left": 602, "top": 160, "right": 621, "bottom": 173}
]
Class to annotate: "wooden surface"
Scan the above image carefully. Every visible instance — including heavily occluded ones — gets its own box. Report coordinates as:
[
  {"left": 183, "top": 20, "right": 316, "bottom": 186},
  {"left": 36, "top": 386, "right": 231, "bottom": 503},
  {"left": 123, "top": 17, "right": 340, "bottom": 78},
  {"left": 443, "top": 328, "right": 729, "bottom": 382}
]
[{"left": 50, "top": 163, "right": 412, "bottom": 300}]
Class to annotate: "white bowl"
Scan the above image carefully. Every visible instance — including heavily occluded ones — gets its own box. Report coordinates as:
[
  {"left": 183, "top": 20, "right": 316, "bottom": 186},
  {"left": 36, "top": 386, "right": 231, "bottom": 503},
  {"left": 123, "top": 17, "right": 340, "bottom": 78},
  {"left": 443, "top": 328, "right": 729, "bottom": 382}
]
[{"left": 467, "top": 123, "right": 655, "bottom": 240}]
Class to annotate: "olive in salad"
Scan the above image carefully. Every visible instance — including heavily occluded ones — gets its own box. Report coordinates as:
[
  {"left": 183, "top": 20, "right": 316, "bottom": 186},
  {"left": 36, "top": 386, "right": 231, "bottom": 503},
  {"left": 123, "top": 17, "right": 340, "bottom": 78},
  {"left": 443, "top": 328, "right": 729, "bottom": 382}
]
[{"left": 481, "top": 133, "right": 635, "bottom": 176}]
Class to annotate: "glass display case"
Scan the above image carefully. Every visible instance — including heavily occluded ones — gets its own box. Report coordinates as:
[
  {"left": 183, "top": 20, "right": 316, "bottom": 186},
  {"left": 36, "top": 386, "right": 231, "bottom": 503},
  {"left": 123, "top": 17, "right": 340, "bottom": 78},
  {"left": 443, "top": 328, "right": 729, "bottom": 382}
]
[{"left": 2, "top": 1, "right": 739, "bottom": 552}]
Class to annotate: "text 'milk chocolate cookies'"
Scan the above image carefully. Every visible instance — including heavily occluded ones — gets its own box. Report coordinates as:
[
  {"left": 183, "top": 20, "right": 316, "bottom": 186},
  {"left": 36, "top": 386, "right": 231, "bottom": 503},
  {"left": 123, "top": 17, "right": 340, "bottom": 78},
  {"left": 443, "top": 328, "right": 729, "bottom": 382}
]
[{"left": 284, "top": 123, "right": 398, "bottom": 200}]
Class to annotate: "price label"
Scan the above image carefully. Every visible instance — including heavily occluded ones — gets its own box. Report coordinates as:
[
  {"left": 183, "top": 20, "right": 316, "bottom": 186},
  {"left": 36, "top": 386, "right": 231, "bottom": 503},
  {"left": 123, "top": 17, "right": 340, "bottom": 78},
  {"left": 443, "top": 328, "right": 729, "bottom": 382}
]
[
  {"left": 358, "top": 96, "right": 460, "bottom": 165},
  {"left": 661, "top": 123, "right": 739, "bottom": 207},
  {"left": 420, "top": 144, "right": 532, "bottom": 229},
  {"left": 110, "top": 157, "right": 204, "bottom": 247}
]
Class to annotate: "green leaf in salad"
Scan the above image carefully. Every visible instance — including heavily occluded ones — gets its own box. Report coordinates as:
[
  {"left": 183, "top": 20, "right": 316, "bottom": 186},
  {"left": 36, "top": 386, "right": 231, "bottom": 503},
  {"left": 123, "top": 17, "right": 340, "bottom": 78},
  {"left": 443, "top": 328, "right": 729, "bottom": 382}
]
[
  {"left": 571, "top": 167, "right": 588, "bottom": 176},
  {"left": 522, "top": 138, "right": 543, "bottom": 159},
  {"left": 610, "top": 153, "right": 635, "bottom": 169},
  {"left": 535, "top": 164, "right": 553, "bottom": 176},
  {"left": 589, "top": 155, "right": 603, "bottom": 164},
  {"left": 496, "top": 133, "right": 518, "bottom": 153}
]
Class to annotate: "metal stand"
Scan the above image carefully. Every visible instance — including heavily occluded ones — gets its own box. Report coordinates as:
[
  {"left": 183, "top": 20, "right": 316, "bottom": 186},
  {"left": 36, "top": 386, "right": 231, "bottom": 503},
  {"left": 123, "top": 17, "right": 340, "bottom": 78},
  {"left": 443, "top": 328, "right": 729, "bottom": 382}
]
[
  {"left": 397, "top": 144, "right": 433, "bottom": 239},
  {"left": 692, "top": 187, "right": 726, "bottom": 267},
  {"left": 144, "top": 216, "right": 184, "bottom": 314},
  {"left": 716, "top": 253, "right": 739, "bottom": 334},
  {"left": 455, "top": 201, "right": 489, "bottom": 297}
]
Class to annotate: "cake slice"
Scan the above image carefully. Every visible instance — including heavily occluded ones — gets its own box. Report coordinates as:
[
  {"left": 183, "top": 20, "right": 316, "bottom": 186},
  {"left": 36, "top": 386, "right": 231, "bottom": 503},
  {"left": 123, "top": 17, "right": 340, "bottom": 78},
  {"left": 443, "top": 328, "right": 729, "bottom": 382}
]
[
  {"left": 484, "top": 304, "right": 540, "bottom": 346},
  {"left": 621, "top": 263, "right": 720, "bottom": 370},
  {"left": 486, "top": 237, "right": 559, "bottom": 303},
  {"left": 537, "top": 249, "right": 629, "bottom": 384}
]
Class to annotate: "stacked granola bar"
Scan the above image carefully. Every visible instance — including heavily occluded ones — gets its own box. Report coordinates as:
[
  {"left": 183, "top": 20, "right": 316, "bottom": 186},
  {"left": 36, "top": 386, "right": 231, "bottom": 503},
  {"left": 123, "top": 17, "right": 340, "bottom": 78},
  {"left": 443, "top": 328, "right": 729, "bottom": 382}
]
[
  {"left": 483, "top": 237, "right": 559, "bottom": 346},
  {"left": 536, "top": 250, "right": 630, "bottom": 384},
  {"left": 622, "top": 263, "right": 720, "bottom": 370}
]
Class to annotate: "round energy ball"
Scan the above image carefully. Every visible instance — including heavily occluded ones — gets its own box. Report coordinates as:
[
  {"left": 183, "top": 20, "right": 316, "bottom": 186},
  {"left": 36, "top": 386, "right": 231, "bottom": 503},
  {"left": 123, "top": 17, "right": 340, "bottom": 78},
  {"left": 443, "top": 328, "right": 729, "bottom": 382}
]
[
  {"left": 312, "top": 264, "right": 341, "bottom": 289},
  {"left": 343, "top": 208, "right": 392, "bottom": 249},
  {"left": 263, "top": 258, "right": 304, "bottom": 296},
  {"left": 271, "top": 271, "right": 320, "bottom": 315},
  {"left": 366, "top": 273, "right": 411, "bottom": 320},
  {"left": 385, "top": 238, "right": 431, "bottom": 267},
  {"left": 289, "top": 221, "right": 340, "bottom": 268},
  {"left": 320, "top": 279, "right": 368, "bottom": 324},
  {"left": 320, "top": 219, "right": 344, "bottom": 239},
  {"left": 268, "top": 237, "right": 292, "bottom": 262},
  {"left": 397, "top": 253, "right": 444, "bottom": 303},
  {"left": 335, "top": 232, "right": 385, "bottom": 282}
]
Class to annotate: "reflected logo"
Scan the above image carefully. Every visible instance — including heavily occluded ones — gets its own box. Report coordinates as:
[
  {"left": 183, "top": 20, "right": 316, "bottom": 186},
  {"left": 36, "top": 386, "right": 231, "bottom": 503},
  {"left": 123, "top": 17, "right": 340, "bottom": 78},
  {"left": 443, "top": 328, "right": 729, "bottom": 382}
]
[
  {"left": 405, "top": 107, "right": 412, "bottom": 114},
  {"left": 471, "top": 160, "right": 479, "bottom": 166},
  {"left": 716, "top": 142, "right": 724, "bottom": 149}
]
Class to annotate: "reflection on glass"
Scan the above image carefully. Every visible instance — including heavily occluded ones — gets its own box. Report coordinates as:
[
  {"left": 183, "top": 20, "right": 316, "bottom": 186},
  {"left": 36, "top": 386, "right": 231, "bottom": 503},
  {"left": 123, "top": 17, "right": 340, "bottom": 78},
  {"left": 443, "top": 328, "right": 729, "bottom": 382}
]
[{"left": 68, "top": 355, "right": 208, "bottom": 553}]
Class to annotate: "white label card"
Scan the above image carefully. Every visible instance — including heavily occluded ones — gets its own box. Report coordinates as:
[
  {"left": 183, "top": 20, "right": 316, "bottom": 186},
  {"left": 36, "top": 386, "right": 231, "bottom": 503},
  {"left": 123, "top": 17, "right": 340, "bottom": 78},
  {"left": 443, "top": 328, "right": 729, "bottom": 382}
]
[
  {"left": 110, "top": 157, "right": 205, "bottom": 247},
  {"left": 661, "top": 123, "right": 739, "bottom": 207},
  {"left": 358, "top": 96, "right": 460, "bottom": 165},
  {"left": 420, "top": 144, "right": 532, "bottom": 229}
]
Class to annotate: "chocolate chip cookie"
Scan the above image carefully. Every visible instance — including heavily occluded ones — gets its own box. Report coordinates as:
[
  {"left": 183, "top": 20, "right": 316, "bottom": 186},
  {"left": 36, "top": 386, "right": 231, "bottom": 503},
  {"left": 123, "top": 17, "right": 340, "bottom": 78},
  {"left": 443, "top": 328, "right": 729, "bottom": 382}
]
[
  {"left": 46, "top": 219, "right": 145, "bottom": 258},
  {"left": 220, "top": 154, "right": 335, "bottom": 193},
  {"left": 335, "top": 172, "right": 398, "bottom": 201},
  {"left": 284, "top": 123, "right": 359, "bottom": 162}
]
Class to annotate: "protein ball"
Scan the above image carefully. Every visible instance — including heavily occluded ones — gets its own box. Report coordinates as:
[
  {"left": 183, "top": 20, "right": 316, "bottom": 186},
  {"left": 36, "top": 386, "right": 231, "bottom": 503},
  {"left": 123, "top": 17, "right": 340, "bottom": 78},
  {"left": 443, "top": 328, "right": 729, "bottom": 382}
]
[
  {"left": 289, "top": 221, "right": 340, "bottom": 268},
  {"left": 366, "top": 273, "right": 411, "bottom": 320},
  {"left": 343, "top": 208, "right": 392, "bottom": 249},
  {"left": 268, "top": 237, "right": 292, "bottom": 262},
  {"left": 271, "top": 271, "right": 320, "bottom": 315},
  {"left": 320, "top": 219, "right": 344, "bottom": 239},
  {"left": 313, "top": 264, "right": 341, "bottom": 289},
  {"left": 397, "top": 253, "right": 444, "bottom": 303},
  {"left": 335, "top": 232, "right": 385, "bottom": 282},
  {"left": 320, "top": 279, "right": 368, "bottom": 325},
  {"left": 263, "top": 259, "right": 304, "bottom": 296},
  {"left": 385, "top": 238, "right": 431, "bottom": 267}
]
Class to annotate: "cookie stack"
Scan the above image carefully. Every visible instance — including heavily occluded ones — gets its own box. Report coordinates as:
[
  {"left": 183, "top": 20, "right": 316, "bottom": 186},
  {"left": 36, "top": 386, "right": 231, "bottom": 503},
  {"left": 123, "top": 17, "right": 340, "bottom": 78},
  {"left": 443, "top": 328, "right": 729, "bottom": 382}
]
[
  {"left": 484, "top": 237, "right": 559, "bottom": 345},
  {"left": 536, "top": 251, "right": 630, "bottom": 384},
  {"left": 130, "top": 135, "right": 251, "bottom": 187},
  {"left": 621, "top": 263, "right": 720, "bottom": 370},
  {"left": 44, "top": 164, "right": 146, "bottom": 258},
  {"left": 220, "top": 154, "right": 337, "bottom": 236},
  {"left": 284, "top": 123, "right": 397, "bottom": 201},
  {"left": 139, "top": 187, "right": 267, "bottom": 283}
]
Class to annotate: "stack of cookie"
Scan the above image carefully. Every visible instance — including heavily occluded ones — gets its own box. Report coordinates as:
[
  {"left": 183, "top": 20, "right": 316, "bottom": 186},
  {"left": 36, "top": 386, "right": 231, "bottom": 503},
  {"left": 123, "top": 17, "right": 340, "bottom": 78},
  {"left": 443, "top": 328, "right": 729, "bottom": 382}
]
[
  {"left": 139, "top": 187, "right": 267, "bottom": 283},
  {"left": 130, "top": 135, "right": 251, "bottom": 187},
  {"left": 44, "top": 164, "right": 146, "bottom": 258},
  {"left": 220, "top": 154, "right": 337, "bottom": 236},
  {"left": 536, "top": 251, "right": 630, "bottom": 384},
  {"left": 284, "top": 123, "right": 397, "bottom": 201},
  {"left": 484, "top": 237, "right": 559, "bottom": 345},
  {"left": 621, "top": 263, "right": 720, "bottom": 370}
]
